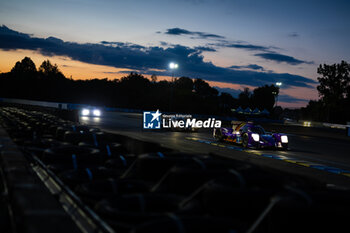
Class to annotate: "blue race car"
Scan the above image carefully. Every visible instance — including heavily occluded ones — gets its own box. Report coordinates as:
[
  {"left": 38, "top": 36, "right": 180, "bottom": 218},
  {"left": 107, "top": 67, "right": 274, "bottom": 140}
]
[{"left": 213, "top": 122, "right": 288, "bottom": 149}]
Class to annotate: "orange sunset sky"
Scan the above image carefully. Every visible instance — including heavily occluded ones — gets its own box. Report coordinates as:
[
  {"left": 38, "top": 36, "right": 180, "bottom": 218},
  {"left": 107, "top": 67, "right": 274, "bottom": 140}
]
[{"left": 0, "top": 49, "right": 318, "bottom": 108}]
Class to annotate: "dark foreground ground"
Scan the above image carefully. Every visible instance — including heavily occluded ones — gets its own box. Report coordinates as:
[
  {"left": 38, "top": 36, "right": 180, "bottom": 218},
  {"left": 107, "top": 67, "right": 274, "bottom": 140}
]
[{"left": 0, "top": 105, "right": 349, "bottom": 233}]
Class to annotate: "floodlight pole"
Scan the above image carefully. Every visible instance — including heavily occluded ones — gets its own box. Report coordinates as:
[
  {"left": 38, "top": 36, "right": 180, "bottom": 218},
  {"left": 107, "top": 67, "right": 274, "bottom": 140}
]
[
  {"left": 169, "top": 62, "right": 178, "bottom": 112},
  {"left": 275, "top": 82, "right": 282, "bottom": 107}
]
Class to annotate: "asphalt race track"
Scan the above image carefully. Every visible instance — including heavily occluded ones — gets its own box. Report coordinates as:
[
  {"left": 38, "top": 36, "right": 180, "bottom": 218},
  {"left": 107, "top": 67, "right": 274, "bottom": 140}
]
[{"left": 80, "top": 112, "right": 350, "bottom": 188}]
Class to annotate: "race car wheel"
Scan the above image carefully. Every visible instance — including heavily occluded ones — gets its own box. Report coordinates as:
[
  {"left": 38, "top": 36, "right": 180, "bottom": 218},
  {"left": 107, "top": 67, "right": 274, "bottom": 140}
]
[
  {"left": 242, "top": 133, "right": 249, "bottom": 148},
  {"left": 282, "top": 143, "right": 288, "bottom": 150},
  {"left": 214, "top": 129, "right": 224, "bottom": 142}
]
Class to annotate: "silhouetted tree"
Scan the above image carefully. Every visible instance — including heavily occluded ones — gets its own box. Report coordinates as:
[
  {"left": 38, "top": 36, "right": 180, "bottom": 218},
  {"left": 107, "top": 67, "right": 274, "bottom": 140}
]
[
  {"left": 238, "top": 88, "right": 251, "bottom": 108},
  {"left": 150, "top": 74, "right": 157, "bottom": 82},
  {"left": 11, "top": 57, "right": 37, "bottom": 74},
  {"left": 174, "top": 77, "right": 193, "bottom": 91},
  {"left": 317, "top": 61, "right": 350, "bottom": 103},
  {"left": 252, "top": 84, "right": 278, "bottom": 112},
  {"left": 39, "top": 60, "right": 65, "bottom": 79},
  {"left": 219, "top": 92, "right": 236, "bottom": 115},
  {"left": 301, "top": 100, "right": 325, "bottom": 122},
  {"left": 194, "top": 78, "right": 218, "bottom": 97},
  {"left": 0, "top": 57, "right": 238, "bottom": 115},
  {"left": 118, "top": 73, "right": 151, "bottom": 108},
  {"left": 316, "top": 61, "right": 350, "bottom": 122}
]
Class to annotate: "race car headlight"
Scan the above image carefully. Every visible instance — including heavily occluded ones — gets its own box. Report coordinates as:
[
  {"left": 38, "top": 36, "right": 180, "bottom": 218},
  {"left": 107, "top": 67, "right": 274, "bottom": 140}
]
[
  {"left": 93, "top": 109, "right": 101, "bottom": 117},
  {"left": 303, "top": 121, "right": 311, "bottom": 127},
  {"left": 252, "top": 133, "right": 260, "bottom": 142},
  {"left": 82, "top": 109, "right": 90, "bottom": 116},
  {"left": 281, "top": 135, "right": 288, "bottom": 143}
]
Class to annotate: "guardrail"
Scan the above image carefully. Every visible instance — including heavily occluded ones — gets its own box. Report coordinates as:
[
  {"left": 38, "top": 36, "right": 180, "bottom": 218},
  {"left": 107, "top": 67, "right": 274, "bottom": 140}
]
[
  {"left": 0, "top": 97, "right": 70, "bottom": 109},
  {"left": 322, "top": 122, "right": 348, "bottom": 129},
  {"left": 0, "top": 97, "right": 108, "bottom": 112}
]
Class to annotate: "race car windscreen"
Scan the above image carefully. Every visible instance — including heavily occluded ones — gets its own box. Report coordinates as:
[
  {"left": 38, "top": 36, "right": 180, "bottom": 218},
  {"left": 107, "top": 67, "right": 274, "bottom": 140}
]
[{"left": 250, "top": 126, "right": 266, "bottom": 135}]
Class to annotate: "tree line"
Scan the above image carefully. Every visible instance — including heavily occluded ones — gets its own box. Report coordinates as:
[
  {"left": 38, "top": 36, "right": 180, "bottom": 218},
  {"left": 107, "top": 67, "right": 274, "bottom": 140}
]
[
  {"left": 0, "top": 57, "right": 280, "bottom": 115},
  {"left": 301, "top": 61, "right": 350, "bottom": 124}
]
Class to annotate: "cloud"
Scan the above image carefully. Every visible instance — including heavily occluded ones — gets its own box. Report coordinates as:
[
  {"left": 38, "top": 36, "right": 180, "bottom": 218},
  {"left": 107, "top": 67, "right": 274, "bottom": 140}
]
[
  {"left": 214, "top": 87, "right": 242, "bottom": 98},
  {"left": 163, "top": 28, "right": 309, "bottom": 69},
  {"left": 165, "top": 28, "right": 191, "bottom": 35},
  {"left": 255, "top": 52, "right": 313, "bottom": 65},
  {"left": 100, "top": 41, "right": 145, "bottom": 49},
  {"left": 288, "top": 32, "right": 299, "bottom": 38},
  {"left": 244, "top": 64, "right": 265, "bottom": 70},
  {"left": 229, "top": 64, "right": 264, "bottom": 71},
  {"left": 164, "top": 27, "right": 225, "bottom": 39},
  {"left": 0, "top": 25, "right": 317, "bottom": 88},
  {"left": 160, "top": 41, "right": 169, "bottom": 46},
  {"left": 139, "top": 63, "right": 316, "bottom": 88},
  {"left": 278, "top": 94, "right": 309, "bottom": 103},
  {"left": 194, "top": 46, "right": 216, "bottom": 52},
  {"left": 215, "top": 42, "right": 271, "bottom": 51}
]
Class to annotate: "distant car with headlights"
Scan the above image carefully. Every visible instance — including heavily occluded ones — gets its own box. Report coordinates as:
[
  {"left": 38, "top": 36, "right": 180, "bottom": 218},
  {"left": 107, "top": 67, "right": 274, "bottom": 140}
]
[
  {"left": 213, "top": 122, "right": 288, "bottom": 149},
  {"left": 80, "top": 107, "right": 102, "bottom": 117}
]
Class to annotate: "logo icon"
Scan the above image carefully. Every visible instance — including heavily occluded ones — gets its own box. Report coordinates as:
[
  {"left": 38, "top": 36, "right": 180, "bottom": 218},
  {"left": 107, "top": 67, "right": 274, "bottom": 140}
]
[{"left": 143, "top": 110, "right": 162, "bottom": 129}]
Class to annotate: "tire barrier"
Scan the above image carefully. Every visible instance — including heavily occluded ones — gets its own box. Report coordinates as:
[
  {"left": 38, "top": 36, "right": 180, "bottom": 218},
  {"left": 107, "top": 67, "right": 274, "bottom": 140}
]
[
  {"left": 130, "top": 216, "right": 244, "bottom": 233},
  {"left": 94, "top": 194, "right": 198, "bottom": 225},
  {"left": 75, "top": 179, "right": 150, "bottom": 201},
  {"left": 59, "top": 167, "right": 123, "bottom": 187},
  {"left": 0, "top": 105, "right": 350, "bottom": 233}
]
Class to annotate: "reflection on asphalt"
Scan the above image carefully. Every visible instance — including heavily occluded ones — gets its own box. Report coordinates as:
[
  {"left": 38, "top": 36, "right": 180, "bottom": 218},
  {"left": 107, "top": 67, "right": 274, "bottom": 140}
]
[
  {"left": 80, "top": 112, "right": 350, "bottom": 182},
  {"left": 185, "top": 136, "right": 350, "bottom": 178}
]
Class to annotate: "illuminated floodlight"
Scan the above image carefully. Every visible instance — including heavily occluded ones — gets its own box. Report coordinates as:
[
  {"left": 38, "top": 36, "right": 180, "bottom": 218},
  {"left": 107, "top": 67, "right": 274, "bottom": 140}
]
[
  {"left": 169, "top": 62, "right": 178, "bottom": 69},
  {"left": 93, "top": 109, "right": 101, "bottom": 117},
  {"left": 82, "top": 108, "right": 90, "bottom": 116},
  {"left": 276, "top": 82, "right": 282, "bottom": 86}
]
